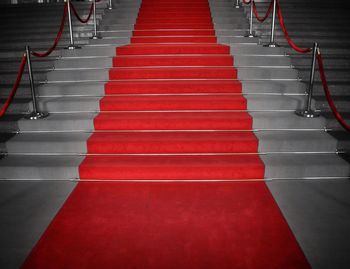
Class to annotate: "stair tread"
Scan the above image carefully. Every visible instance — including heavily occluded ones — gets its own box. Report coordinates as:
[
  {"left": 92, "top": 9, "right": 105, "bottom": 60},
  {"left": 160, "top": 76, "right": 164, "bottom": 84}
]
[
  {"left": 117, "top": 43, "right": 230, "bottom": 55},
  {"left": 105, "top": 80, "right": 242, "bottom": 94},
  {"left": 86, "top": 131, "right": 258, "bottom": 153},
  {"left": 93, "top": 112, "right": 253, "bottom": 130},
  {"left": 99, "top": 95, "right": 247, "bottom": 111},
  {"left": 113, "top": 55, "right": 233, "bottom": 67},
  {"left": 79, "top": 154, "right": 265, "bottom": 180},
  {"left": 109, "top": 66, "right": 237, "bottom": 79}
]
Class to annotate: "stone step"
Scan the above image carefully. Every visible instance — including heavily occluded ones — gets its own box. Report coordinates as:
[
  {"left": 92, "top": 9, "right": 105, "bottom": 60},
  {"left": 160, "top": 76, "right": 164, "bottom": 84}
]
[{"left": 2, "top": 130, "right": 345, "bottom": 154}]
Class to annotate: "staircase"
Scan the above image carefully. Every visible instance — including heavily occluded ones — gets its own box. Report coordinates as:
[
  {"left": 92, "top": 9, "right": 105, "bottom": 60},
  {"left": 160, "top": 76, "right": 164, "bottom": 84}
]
[
  {"left": 0, "top": 0, "right": 350, "bottom": 268},
  {"left": 246, "top": 0, "right": 350, "bottom": 156}
]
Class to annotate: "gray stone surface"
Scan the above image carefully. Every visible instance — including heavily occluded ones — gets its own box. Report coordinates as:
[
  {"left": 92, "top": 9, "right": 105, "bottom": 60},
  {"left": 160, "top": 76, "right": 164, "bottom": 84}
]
[
  {"left": 267, "top": 180, "right": 350, "bottom": 269},
  {"left": 0, "top": 181, "right": 77, "bottom": 269}
]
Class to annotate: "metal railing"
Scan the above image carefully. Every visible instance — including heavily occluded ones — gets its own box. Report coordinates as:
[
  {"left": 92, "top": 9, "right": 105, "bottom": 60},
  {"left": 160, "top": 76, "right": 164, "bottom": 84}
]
[
  {"left": 0, "top": 0, "right": 111, "bottom": 120},
  {"left": 243, "top": 0, "right": 350, "bottom": 131}
]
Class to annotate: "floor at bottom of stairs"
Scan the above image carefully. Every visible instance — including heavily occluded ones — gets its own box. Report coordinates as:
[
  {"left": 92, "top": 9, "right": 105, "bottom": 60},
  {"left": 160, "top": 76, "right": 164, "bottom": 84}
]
[
  {"left": 0, "top": 180, "right": 350, "bottom": 269},
  {"left": 0, "top": 181, "right": 77, "bottom": 269}
]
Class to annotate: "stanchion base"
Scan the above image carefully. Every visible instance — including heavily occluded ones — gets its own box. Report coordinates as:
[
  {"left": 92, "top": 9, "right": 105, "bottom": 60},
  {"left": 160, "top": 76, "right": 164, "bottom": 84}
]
[
  {"left": 295, "top": 109, "right": 320, "bottom": 118},
  {"left": 25, "top": 112, "right": 49, "bottom": 120},
  {"left": 245, "top": 33, "right": 257, "bottom": 38},
  {"left": 90, "top": 35, "right": 102, "bottom": 40},
  {"left": 264, "top": 42, "right": 280, "bottom": 48},
  {"left": 108, "top": 7, "right": 112, "bottom": 10},
  {"left": 65, "top": 45, "right": 82, "bottom": 50},
  {"left": 235, "top": 5, "right": 240, "bottom": 9}
]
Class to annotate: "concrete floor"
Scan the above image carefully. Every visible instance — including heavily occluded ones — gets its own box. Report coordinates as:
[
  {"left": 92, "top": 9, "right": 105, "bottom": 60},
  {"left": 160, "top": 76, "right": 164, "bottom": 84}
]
[
  {"left": 1, "top": 179, "right": 350, "bottom": 269},
  {"left": 0, "top": 181, "right": 77, "bottom": 269},
  {"left": 268, "top": 179, "right": 350, "bottom": 269}
]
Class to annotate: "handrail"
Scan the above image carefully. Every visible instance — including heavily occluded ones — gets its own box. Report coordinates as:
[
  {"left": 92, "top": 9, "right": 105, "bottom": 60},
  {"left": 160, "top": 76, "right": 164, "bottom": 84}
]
[{"left": 244, "top": 0, "right": 350, "bottom": 132}]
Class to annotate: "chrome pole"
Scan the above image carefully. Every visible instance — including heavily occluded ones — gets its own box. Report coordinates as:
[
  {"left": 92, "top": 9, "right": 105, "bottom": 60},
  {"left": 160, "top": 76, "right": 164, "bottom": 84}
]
[
  {"left": 108, "top": 0, "right": 112, "bottom": 10},
  {"left": 24, "top": 46, "right": 48, "bottom": 120},
  {"left": 266, "top": 0, "right": 278, "bottom": 47},
  {"left": 66, "top": 0, "right": 81, "bottom": 49},
  {"left": 91, "top": 0, "right": 102, "bottom": 39},
  {"left": 235, "top": 0, "right": 240, "bottom": 9},
  {"left": 245, "top": 1, "right": 255, "bottom": 38},
  {"left": 296, "top": 42, "right": 320, "bottom": 118}
]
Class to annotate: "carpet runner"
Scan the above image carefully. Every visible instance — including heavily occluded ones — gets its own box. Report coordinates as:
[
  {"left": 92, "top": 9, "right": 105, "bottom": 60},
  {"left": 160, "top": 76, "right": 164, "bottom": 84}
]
[{"left": 22, "top": 0, "right": 311, "bottom": 268}]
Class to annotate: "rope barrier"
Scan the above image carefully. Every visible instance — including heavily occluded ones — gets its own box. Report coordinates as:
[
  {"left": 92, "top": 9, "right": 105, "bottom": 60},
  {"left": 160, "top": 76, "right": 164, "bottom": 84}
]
[
  {"left": 31, "top": 2, "right": 68, "bottom": 58},
  {"left": 317, "top": 51, "right": 350, "bottom": 132},
  {"left": 252, "top": 0, "right": 273, "bottom": 23},
  {"left": 242, "top": 0, "right": 251, "bottom": 4},
  {"left": 276, "top": 0, "right": 311, "bottom": 53},
  {"left": 0, "top": 55, "right": 27, "bottom": 118},
  {"left": 70, "top": 1, "right": 94, "bottom": 24},
  {"left": 0, "top": 0, "right": 105, "bottom": 119},
  {"left": 250, "top": 0, "right": 349, "bottom": 132}
]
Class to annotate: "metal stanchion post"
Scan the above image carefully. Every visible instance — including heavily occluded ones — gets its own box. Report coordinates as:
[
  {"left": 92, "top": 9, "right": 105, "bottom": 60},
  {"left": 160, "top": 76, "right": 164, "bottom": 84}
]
[
  {"left": 108, "top": 0, "right": 113, "bottom": 10},
  {"left": 235, "top": 0, "right": 240, "bottom": 8},
  {"left": 245, "top": 1, "right": 256, "bottom": 38},
  {"left": 265, "top": 0, "right": 279, "bottom": 47},
  {"left": 296, "top": 42, "right": 320, "bottom": 118},
  {"left": 65, "top": 0, "right": 81, "bottom": 49},
  {"left": 24, "top": 46, "right": 48, "bottom": 120},
  {"left": 91, "top": 0, "right": 102, "bottom": 39}
]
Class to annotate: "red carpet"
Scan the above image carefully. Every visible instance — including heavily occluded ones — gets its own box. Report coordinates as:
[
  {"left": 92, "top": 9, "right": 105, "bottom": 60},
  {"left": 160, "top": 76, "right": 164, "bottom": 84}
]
[
  {"left": 22, "top": 182, "right": 310, "bottom": 269},
  {"left": 22, "top": 0, "right": 311, "bottom": 268}
]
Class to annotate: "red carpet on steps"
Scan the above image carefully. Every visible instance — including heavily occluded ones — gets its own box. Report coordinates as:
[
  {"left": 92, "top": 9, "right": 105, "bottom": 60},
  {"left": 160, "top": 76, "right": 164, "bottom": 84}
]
[
  {"left": 22, "top": 182, "right": 310, "bottom": 269},
  {"left": 22, "top": 0, "right": 311, "bottom": 268}
]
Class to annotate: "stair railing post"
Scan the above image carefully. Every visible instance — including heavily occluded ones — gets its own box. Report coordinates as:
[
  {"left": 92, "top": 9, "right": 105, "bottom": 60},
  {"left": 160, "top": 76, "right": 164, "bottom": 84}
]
[
  {"left": 91, "top": 0, "right": 102, "bottom": 39},
  {"left": 24, "top": 46, "right": 48, "bottom": 120},
  {"left": 108, "top": 0, "right": 112, "bottom": 10},
  {"left": 265, "top": 0, "right": 279, "bottom": 47},
  {"left": 65, "top": 0, "right": 81, "bottom": 49},
  {"left": 245, "top": 1, "right": 256, "bottom": 38},
  {"left": 296, "top": 42, "right": 320, "bottom": 118},
  {"left": 235, "top": 0, "right": 240, "bottom": 9}
]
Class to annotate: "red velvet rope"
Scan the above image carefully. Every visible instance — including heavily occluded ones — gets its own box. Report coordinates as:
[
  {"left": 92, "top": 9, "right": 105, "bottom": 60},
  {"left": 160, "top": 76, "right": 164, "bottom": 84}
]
[
  {"left": 0, "top": 54, "right": 27, "bottom": 118},
  {"left": 71, "top": 2, "right": 94, "bottom": 24},
  {"left": 317, "top": 51, "right": 350, "bottom": 132},
  {"left": 242, "top": 0, "right": 251, "bottom": 4},
  {"left": 253, "top": 0, "right": 273, "bottom": 23},
  {"left": 31, "top": 2, "right": 68, "bottom": 58},
  {"left": 276, "top": 0, "right": 311, "bottom": 53}
]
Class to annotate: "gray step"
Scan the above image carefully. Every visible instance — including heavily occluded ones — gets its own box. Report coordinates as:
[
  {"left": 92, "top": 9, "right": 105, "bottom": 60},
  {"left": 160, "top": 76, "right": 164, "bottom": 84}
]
[
  {"left": 37, "top": 82, "right": 106, "bottom": 96},
  {"left": 53, "top": 57, "right": 113, "bottom": 69},
  {"left": 313, "top": 82, "right": 350, "bottom": 96},
  {"left": 261, "top": 153, "right": 350, "bottom": 179},
  {"left": 218, "top": 36, "right": 259, "bottom": 44},
  {"left": 2, "top": 130, "right": 342, "bottom": 154},
  {"left": 5, "top": 132, "right": 91, "bottom": 153},
  {"left": 36, "top": 97, "right": 101, "bottom": 113},
  {"left": 9, "top": 94, "right": 308, "bottom": 113},
  {"left": 246, "top": 95, "right": 308, "bottom": 110},
  {"left": 46, "top": 69, "right": 109, "bottom": 82},
  {"left": 229, "top": 44, "right": 286, "bottom": 55},
  {"left": 298, "top": 68, "right": 350, "bottom": 82},
  {"left": 256, "top": 130, "right": 340, "bottom": 152},
  {"left": 251, "top": 111, "right": 330, "bottom": 129},
  {"left": 242, "top": 80, "right": 306, "bottom": 94},
  {"left": 0, "top": 155, "right": 83, "bottom": 180},
  {"left": 0, "top": 113, "right": 96, "bottom": 132},
  {"left": 238, "top": 67, "right": 298, "bottom": 80}
]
